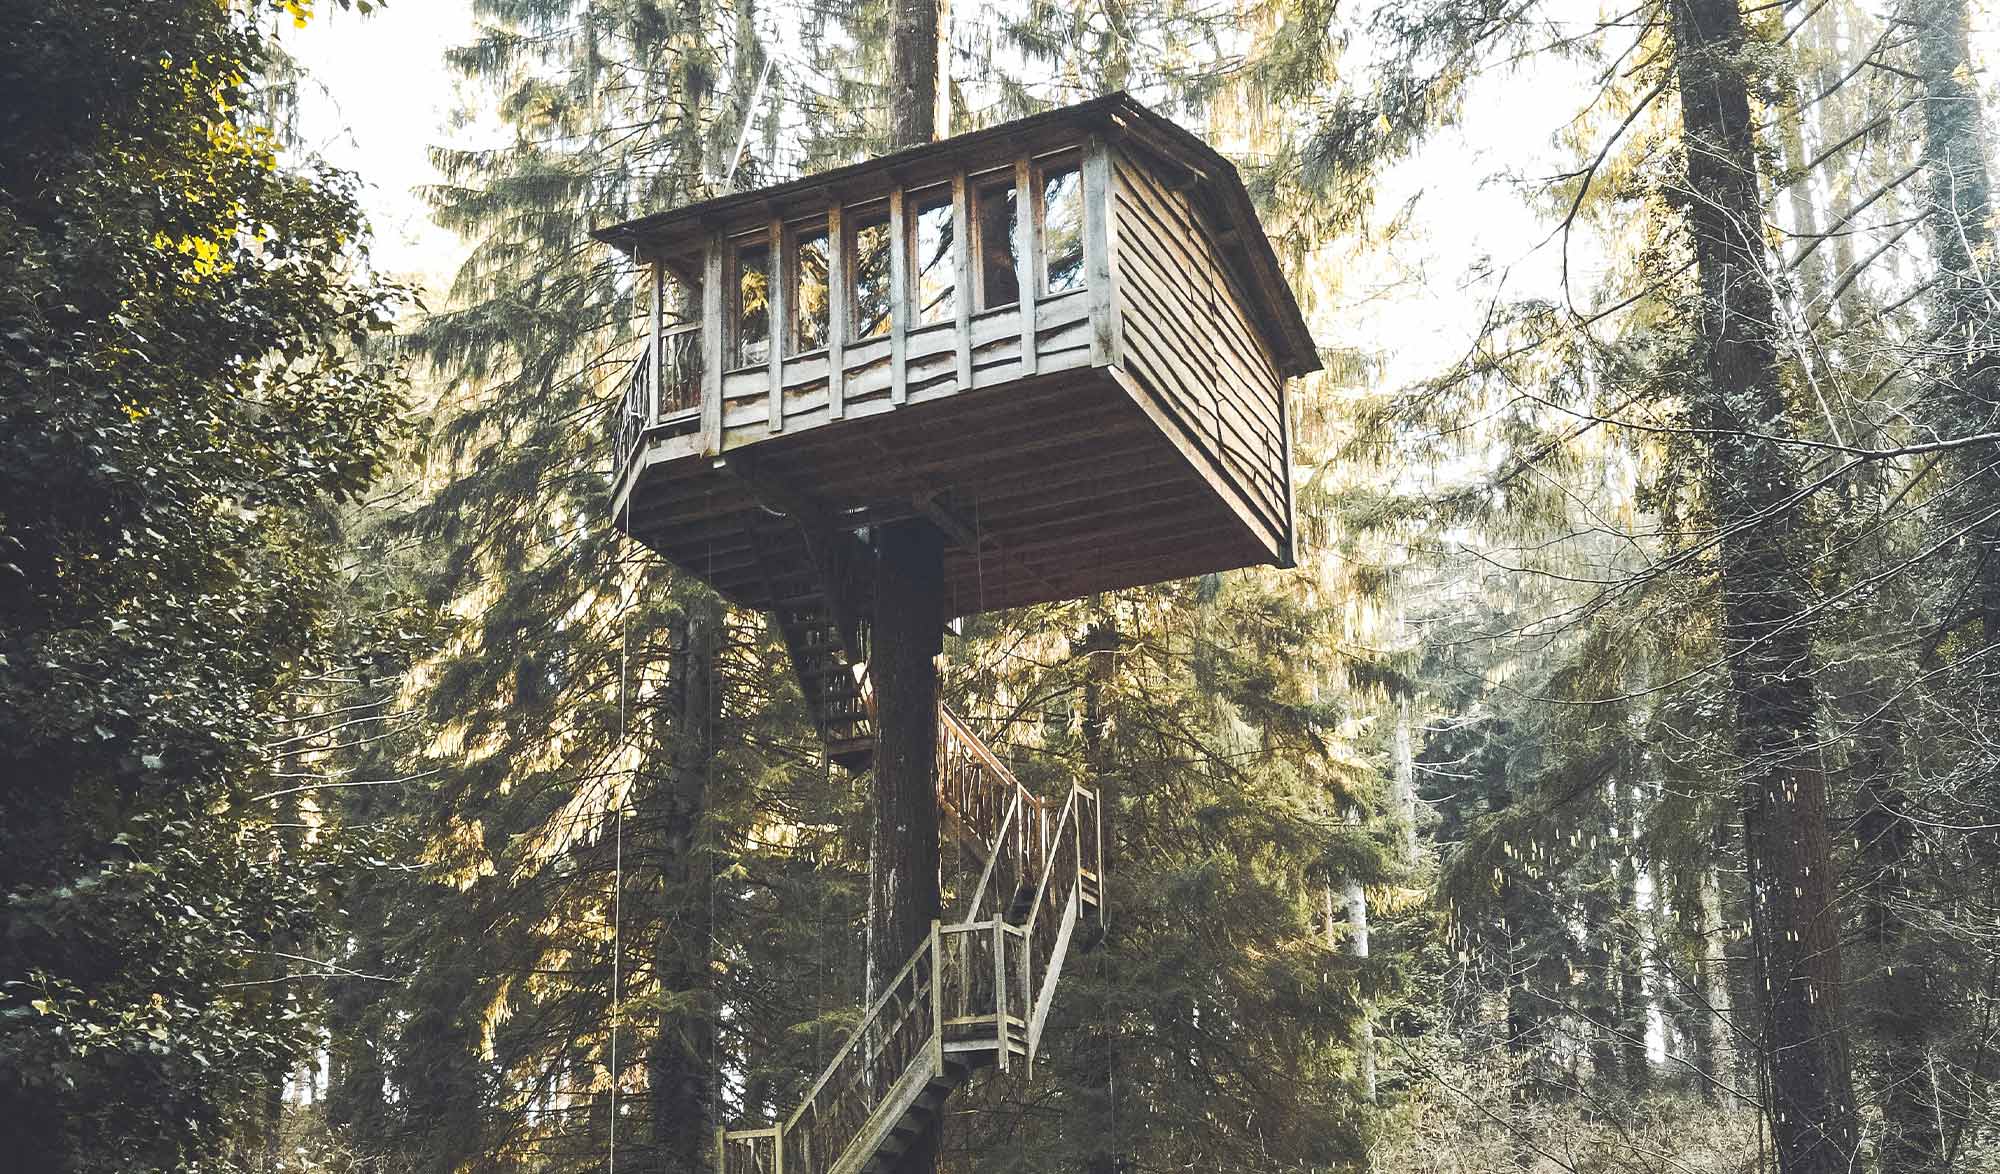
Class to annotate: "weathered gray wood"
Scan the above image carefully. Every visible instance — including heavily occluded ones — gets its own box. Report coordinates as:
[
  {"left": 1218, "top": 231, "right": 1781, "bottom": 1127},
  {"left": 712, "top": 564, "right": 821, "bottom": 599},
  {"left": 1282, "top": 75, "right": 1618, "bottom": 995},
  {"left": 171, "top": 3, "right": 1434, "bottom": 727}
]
[
  {"left": 951, "top": 172, "right": 973, "bottom": 392},
  {"left": 1081, "top": 134, "right": 1118, "bottom": 368},
  {"left": 1015, "top": 156, "right": 1038, "bottom": 377},
  {"left": 828, "top": 203, "right": 847, "bottom": 420},
  {"left": 701, "top": 233, "right": 724, "bottom": 455},
  {"left": 768, "top": 217, "right": 786, "bottom": 434},
  {"left": 888, "top": 187, "right": 909, "bottom": 405},
  {"left": 649, "top": 261, "right": 664, "bottom": 421}
]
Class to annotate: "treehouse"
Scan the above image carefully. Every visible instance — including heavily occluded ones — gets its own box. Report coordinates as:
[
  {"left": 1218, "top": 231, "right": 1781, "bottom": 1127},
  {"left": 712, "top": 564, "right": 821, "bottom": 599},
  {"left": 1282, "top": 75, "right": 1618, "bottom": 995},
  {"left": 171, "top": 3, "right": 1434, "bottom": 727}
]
[
  {"left": 597, "top": 94, "right": 1316, "bottom": 768},
  {"left": 598, "top": 92, "right": 1316, "bottom": 608}
]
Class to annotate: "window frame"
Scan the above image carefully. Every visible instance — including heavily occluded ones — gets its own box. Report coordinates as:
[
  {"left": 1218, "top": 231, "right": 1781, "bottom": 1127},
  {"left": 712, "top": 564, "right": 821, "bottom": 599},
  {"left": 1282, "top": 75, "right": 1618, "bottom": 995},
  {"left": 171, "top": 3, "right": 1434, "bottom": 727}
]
[
  {"left": 1033, "top": 150, "right": 1086, "bottom": 298},
  {"left": 786, "top": 215, "right": 834, "bottom": 360},
  {"left": 728, "top": 231, "right": 776, "bottom": 372},
  {"left": 905, "top": 182, "right": 958, "bottom": 327},
  {"left": 969, "top": 166, "right": 1022, "bottom": 313},
  {"left": 845, "top": 199, "right": 894, "bottom": 344}
]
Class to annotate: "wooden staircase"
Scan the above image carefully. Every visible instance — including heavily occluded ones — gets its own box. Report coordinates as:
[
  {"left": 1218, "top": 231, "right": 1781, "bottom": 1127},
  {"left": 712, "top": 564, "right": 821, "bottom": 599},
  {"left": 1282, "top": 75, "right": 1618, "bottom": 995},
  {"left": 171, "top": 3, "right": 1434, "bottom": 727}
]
[
  {"left": 746, "top": 522, "right": 876, "bottom": 771},
  {"left": 718, "top": 706, "right": 1106, "bottom": 1174}
]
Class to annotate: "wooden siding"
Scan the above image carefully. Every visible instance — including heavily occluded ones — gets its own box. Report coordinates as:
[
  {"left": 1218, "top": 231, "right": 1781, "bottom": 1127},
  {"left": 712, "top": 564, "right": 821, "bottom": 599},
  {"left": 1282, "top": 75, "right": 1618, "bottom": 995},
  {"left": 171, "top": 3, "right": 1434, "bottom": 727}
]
[
  {"left": 705, "top": 288, "right": 1094, "bottom": 448},
  {"left": 1108, "top": 146, "right": 1289, "bottom": 559}
]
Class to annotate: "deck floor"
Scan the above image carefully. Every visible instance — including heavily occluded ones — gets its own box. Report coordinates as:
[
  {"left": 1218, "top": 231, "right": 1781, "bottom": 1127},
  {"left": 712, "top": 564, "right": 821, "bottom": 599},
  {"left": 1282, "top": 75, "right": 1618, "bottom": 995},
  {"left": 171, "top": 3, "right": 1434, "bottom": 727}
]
[{"left": 621, "top": 366, "right": 1273, "bottom": 616}]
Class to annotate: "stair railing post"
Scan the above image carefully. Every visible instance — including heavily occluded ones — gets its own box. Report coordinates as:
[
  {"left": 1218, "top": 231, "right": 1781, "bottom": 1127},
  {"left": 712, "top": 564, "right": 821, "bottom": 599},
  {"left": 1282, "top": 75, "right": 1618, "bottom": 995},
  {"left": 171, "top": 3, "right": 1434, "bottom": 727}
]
[
  {"left": 930, "top": 920, "right": 945, "bottom": 1074},
  {"left": 993, "top": 917, "right": 1007, "bottom": 1071},
  {"left": 774, "top": 1123, "right": 784, "bottom": 1174},
  {"left": 715, "top": 1127, "right": 726, "bottom": 1174}
]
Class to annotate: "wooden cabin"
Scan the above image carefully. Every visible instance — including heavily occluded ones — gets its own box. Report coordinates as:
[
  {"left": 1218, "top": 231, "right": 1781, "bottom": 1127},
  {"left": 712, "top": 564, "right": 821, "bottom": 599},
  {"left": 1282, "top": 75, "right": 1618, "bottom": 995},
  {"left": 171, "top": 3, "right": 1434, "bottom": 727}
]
[{"left": 596, "top": 93, "right": 1318, "bottom": 621}]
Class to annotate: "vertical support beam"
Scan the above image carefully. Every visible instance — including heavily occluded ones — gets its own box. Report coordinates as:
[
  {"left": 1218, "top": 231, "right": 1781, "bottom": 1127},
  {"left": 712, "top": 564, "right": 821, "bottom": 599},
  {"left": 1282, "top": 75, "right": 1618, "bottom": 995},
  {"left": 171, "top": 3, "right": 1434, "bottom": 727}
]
[
  {"left": 701, "top": 233, "right": 725, "bottom": 456},
  {"left": 1015, "top": 155, "right": 1038, "bottom": 377},
  {"left": 828, "top": 202, "right": 848, "bottom": 420},
  {"left": 992, "top": 919, "right": 1007, "bottom": 1071},
  {"left": 1276, "top": 356, "right": 1298, "bottom": 568},
  {"left": 888, "top": 186, "right": 910, "bottom": 405},
  {"left": 1081, "top": 134, "right": 1120, "bottom": 369},
  {"left": 951, "top": 171, "right": 973, "bottom": 391},
  {"left": 714, "top": 1127, "right": 725, "bottom": 1173},
  {"left": 649, "top": 259, "right": 664, "bottom": 421},
  {"left": 774, "top": 1124, "right": 784, "bottom": 1173},
  {"left": 930, "top": 921, "right": 945, "bottom": 1074},
  {"left": 768, "top": 217, "right": 786, "bottom": 434}
]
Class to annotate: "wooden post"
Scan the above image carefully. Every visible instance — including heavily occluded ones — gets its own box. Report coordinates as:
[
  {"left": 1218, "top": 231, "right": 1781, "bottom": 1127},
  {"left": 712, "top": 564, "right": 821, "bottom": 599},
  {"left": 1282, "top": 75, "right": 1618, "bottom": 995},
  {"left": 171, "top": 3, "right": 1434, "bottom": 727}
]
[
  {"left": 649, "top": 260, "right": 664, "bottom": 422},
  {"left": 991, "top": 919, "right": 1007, "bottom": 1071},
  {"left": 828, "top": 202, "right": 848, "bottom": 420},
  {"left": 1081, "top": 134, "right": 1120, "bottom": 369},
  {"left": 768, "top": 217, "right": 786, "bottom": 434},
  {"left": 1015, "top": 156, "right": 1038, "bottom": 377},
  {"left": 930, "top": 920, "right": 945, "bottom": 1074},
  {"left": 951, "top": 172, "right": 972, "bottom": 391},
  {"left": 701, "top": 233, "right": 725, "bottom": 456},
  {"left": 888, "top": 187, "right": 910, "bottom": 405}
]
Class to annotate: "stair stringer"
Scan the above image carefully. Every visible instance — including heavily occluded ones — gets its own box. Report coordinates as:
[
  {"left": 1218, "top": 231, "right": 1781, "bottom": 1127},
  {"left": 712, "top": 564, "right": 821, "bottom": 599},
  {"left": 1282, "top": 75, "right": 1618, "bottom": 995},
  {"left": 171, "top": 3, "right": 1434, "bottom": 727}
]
[
  {"left": 1026, "top": 884, "right": 1081, "bottom": 1069},
  {"left": 828, "top": 1045, "right": 944, "bottom": 1174}
]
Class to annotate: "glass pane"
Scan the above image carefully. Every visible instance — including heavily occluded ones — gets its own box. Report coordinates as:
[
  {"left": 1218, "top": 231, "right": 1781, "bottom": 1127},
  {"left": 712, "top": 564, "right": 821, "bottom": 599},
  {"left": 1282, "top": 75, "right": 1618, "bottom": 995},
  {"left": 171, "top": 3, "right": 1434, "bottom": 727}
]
[
  {"left": 912, "top": 190, "right": 955, "bottom": 325},
  {"left": 793, "top": 227, "right": 831, "bottom": 355},
  {"left": 851, "top": 213, "right": 892, "bottom": 339},
  {"left": 735, "top": 241, "right": 771, "bottom": 367},
  {"left": 662, "top": 326, "right": 702, "bottom": 414},
  {"left": 975, "top": 178, "right": 1019, "bottom": 308},
  {"left": 1042, "top": 163, "right": 1084, "bottom": 295}
]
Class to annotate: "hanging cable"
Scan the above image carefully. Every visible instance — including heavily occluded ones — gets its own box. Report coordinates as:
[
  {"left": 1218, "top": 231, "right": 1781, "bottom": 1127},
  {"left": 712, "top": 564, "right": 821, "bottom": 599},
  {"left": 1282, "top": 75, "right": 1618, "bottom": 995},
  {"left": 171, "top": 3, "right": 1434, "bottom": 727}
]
[{"left": 610, "top": 456, "right": 636, "bottom": 1173}]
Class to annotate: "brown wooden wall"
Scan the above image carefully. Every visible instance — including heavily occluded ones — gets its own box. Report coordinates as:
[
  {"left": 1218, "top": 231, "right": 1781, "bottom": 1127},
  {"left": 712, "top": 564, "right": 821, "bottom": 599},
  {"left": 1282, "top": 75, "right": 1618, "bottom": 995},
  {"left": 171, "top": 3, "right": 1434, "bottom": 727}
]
[{"left": 1107, "top": 144, "right": 1291, "bottom": 561}]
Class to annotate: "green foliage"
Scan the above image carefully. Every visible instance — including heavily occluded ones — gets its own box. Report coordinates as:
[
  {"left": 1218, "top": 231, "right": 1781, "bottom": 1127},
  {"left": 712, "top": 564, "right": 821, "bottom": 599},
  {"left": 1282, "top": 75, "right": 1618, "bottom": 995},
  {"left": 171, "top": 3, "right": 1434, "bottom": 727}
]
[{"left": 0, "top": 1, "right": 404, "bottom": 1169}]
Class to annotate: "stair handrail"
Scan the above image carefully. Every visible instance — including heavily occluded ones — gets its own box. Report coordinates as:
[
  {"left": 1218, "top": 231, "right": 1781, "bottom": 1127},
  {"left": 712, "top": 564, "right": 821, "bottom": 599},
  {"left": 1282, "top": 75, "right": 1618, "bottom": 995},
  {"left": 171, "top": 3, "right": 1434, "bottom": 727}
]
[
  {"left": 783, "top": 925, "right": 936, "bottom": 1140},
  {"left": 721, "top": 711, "right": 1102, "bottom": 1174},
  {"left": 1015, "top": 781, "right": 1100, "bottom": 1064},
  {"left": 937, "top": 705, "right": 1048, "bottom": 921}
]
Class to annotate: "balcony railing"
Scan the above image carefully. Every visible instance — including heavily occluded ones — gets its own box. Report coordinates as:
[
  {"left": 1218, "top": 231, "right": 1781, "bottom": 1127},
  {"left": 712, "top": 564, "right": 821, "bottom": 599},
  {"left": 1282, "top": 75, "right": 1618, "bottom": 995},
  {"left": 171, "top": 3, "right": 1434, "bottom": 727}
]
[{"left": 611, "top": 323, "right": 703, "bottom": 481}]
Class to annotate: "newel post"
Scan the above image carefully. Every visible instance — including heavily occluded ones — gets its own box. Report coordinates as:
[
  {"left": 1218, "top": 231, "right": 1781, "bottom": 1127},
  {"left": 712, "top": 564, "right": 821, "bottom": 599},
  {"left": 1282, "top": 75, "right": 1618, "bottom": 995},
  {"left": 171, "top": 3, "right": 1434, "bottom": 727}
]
[{"left": 930, "top": 920, "right": 945, "bottom": 1072}]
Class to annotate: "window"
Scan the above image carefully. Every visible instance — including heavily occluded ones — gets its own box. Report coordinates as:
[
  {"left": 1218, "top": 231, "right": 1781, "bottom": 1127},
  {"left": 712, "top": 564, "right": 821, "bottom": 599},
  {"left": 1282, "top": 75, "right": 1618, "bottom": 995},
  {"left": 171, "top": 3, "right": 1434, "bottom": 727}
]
[
  {"left": 792, "top": 226, "right": 831, "bottom": 355},
  {"left": 973, "top": 175, "right": 1019, "bottom": 309},
  {"left": 1041, "top": 161, "right": 1084, "bottom": 295},
  {"left": 734, "top": 240, "right": 772, "bottom": 367},
  {"left": 656, "top": 265, "right": 702, "bottom": 415},
  {"left": 911, "top": 188, "right": 955, "bottom": 325},
  {"left": 851, "top": 210, "right": 892, "bottom": 340}
]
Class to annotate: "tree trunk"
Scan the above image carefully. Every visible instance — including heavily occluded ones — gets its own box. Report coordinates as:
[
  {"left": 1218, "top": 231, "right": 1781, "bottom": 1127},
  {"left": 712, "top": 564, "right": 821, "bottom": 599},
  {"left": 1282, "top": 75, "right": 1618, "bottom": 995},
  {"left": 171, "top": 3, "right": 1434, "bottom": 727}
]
[
  {"left": 1668, "top": 2, "right": 1862, "bottom": 1170},
  {"left": 890, "top": 0, "right": 947, "bottom": 144},
  {"left": 868, "top": 521, "right": 945, "bottom": 1174},
  {"left": 1913, "top": 0, "right": 2000, "bottom": 1160},
  {"left": 648, "top": 600, "right": 720, "bottom": 1173}
]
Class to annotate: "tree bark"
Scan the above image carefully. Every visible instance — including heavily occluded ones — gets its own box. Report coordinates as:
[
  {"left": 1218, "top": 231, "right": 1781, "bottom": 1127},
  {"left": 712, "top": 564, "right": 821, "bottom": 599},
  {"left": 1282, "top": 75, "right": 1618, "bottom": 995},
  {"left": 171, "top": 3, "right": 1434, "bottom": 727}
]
[
  {"left": 1912, "top": 0, "right": 2000, "bottom": 1161},
  {"left": 890, "top": 0, "right": 947, "bottom": 144},
  {"left": 1668, "top": 2, "right": 1862, "bottom": 1170},
  {"left": 868, "top": 521, "right": 945, "bottom": 1174},
  {"left": 648, "top": 599, "right": 720, "bottom": 1173}
]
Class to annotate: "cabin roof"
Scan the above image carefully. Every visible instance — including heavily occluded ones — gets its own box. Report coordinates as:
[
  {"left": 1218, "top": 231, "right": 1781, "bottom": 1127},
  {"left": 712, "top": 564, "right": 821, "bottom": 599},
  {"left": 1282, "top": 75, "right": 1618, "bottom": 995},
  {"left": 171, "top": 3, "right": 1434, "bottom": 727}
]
[{"left": 592, "top": 93, "right": 1319, "bottom": 378}]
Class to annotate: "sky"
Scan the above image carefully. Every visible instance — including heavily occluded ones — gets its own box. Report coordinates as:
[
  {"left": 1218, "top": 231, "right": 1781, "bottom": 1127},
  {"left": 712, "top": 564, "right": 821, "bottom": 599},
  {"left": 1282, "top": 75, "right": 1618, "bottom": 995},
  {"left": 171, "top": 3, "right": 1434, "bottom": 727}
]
[{"left": 282, "top": 0, "right": 480, "bottom": 285}]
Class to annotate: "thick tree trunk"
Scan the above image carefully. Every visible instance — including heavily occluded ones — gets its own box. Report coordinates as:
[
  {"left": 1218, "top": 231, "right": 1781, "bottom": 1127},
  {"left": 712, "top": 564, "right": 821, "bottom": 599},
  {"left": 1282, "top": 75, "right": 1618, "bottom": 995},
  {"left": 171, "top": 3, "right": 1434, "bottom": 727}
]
[
  {"left": 1668, "top": 2, "right": 1862, "bottom": 1170},
  {"left": 1914, "top": 0, "right": 2000, "bottom": 1161},
  {"left": 648, "top": 600, "right": 720, "bottom": 1173},
  {"left": 890, "top": 0, "right": 947, "bottom": 144},
  {"left": 868, "top": 521, "right": 945, "bottom": 1174}
]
